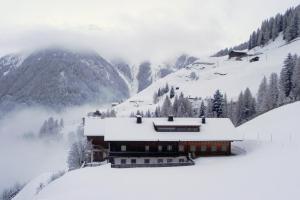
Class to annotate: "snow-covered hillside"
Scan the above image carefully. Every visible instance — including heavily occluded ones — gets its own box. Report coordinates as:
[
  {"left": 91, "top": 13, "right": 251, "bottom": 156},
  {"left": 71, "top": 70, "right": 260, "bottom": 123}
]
[
  {"left": 114, "top": 35, "right": 300, "bottom": 116},
  {"left": 14, "top": 102, "right": 300, "bottom": 200}
]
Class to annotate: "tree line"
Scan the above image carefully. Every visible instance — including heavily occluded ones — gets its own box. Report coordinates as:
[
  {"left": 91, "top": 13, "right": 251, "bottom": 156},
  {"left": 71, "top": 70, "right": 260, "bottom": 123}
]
[
  {"left": 212, "top": 4, "right": 300, "bottom": 57},
  {"left": 248, "top": 5, "right": 300, "bottom": 49}
]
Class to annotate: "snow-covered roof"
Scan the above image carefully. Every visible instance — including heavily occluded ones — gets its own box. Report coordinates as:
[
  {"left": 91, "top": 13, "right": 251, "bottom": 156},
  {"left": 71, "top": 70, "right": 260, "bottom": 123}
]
[{"left": 84, "top": 117, "right": 242, "bottom": 141}]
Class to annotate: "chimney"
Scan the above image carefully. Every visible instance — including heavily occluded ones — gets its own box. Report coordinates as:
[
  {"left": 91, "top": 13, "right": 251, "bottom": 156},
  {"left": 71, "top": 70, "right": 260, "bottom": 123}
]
[
  {"left": 168, "top": 115, "right": 174, "bottom": 122},
  {"left": 136, "top": 115, "right": 142, "bottom": 124},
  {"left": 202, "top": 116, "right": 206, "bottom": 124}
]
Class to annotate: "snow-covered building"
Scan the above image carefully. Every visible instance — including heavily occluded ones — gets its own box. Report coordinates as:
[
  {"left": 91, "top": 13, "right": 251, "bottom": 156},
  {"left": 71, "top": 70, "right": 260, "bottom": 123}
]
[
  {"left": 84, "top": 115, "right": 241, "bottom": 168},
  {"left": 228, "top": 50, "right": 248, "bottom": 59}
]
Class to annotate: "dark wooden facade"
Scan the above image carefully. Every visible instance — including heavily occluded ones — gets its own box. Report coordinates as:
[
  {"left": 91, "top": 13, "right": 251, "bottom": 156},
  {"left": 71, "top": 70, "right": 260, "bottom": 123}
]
[
  {"left": 87, "top": 136, "right": 232, "bottom": 163},
  {"left": 228, "top": 51, "right": 248, "bottom": 59}
]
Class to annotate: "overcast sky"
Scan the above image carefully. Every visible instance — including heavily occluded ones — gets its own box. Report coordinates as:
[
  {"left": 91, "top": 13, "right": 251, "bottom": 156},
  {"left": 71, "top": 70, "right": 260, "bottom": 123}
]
[{"left": 0, "top": 0, "right": 299, "bottom": 63}]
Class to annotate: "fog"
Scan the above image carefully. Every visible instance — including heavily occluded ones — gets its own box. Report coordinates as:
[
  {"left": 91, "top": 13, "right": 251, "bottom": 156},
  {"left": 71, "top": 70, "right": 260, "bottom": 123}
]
[
  {"left": 0, "top": 104, "right": 105, "bottom": 193},
  {"left": 0, "top": 0, "right": 299, "bottom": 63}
]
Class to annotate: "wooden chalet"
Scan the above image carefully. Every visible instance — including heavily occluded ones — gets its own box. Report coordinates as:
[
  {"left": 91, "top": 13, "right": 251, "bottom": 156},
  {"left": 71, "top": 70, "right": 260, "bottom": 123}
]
[
  {"left": 84, "top": 115, "right": 241, "bottom": 168},
  {"left": 228, "top": 50, "right": 248, "bottom": 59}
]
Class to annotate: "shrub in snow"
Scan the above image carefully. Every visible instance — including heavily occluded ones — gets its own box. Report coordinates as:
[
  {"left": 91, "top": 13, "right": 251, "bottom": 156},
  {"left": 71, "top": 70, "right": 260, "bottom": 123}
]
[{"left": 67, "top": 127, "right": 92, "bottom": 170}]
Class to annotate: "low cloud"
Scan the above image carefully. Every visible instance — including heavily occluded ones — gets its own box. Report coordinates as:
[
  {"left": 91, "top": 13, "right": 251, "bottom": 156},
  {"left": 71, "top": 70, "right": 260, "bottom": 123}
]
[{"left": 0, "top": 0, "right": 298, "bottom": 63}]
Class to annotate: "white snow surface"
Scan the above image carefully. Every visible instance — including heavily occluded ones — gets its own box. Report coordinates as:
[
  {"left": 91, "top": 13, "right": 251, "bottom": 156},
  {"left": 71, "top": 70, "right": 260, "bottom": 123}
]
[
  {"left": 84, "top": 117, "right": 240, "bottom": 141},
  {"left": 114, "top": 34, "right": 300, "bottom": 116},
  {"left": 14, "top": 102, "right": 300, "bottom": 200}
]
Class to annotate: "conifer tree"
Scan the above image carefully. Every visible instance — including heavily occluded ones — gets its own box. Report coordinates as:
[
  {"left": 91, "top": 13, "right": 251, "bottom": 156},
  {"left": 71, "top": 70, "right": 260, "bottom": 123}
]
[
  {"left": 170, "top": 86, "right": 175, "bottom": 99},
  {"left": 161, "top": 95, "right": 172, "bottom": 117},
  {"left": 292, "top": 57, "right": 300, "bottom": 100},
  {"left": 266, "top": 73, "right": 279, "bottom": 109},
  {"left": 212, "top": 90, "right": 224, "bottom": 118},
  {"left": 279, "top": 53, "right": 296, "bottom": 100},
  {"left": 257, "top": 76, "right": 268, "bottom": 113},
  {"left": 199, "top": 101, "right": 206, "bottom": 117}
]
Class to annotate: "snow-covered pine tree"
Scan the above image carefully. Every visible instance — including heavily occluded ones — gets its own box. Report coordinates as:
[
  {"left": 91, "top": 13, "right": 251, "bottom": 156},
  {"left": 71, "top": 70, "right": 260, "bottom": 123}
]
[
  {"left": 266, "top": 73, "right": 280, "bottom": 109},
  {"left": 161, "top": 95, "right": 172, "bottom": 117},
  {"left": 257, "top": 76, "right": 268, "bottom": 113},
  {"left": 279, "top": 53, "right": 296, "bottom": 101},
  {"left": 227, "top": 100, "right": 235, "bottom": 124},
  {"left": 292, "top": 57, "right": 300, "bottom": 100},
  {"left": 285, "top": 12, "right": 299, "bottom": 42},
  {"left": 212, "top": 89, "right": 224, "bottom": 118},
  {"left": 243, "top": 88, "right": 256, "bottom": 121},
  {"left": 145, "top": 110, "right": 152, "bottom": 118},
  {"left": 130, "top": 112, "right": 135, "bottom": 117},
  {"left": 222, "top": 94, "right": 228, "bottom": 117},
  {"left": 165, "top": 83, "right": 169, "bottom": 93},
  {"left": 176, "top": 103, "right": 185, "bottom": 117},
  {"left": 173, "top": 95, "right": 179, "bottom": 116},
  {"left": 199, "top": 100, "right": 206, "bottom": 117},
  {"left": 272, "top": 16, "right": 280, "bottom": 41},
  {"left": 157, "top": 88, "right": 162, "bottom": 97},
  {"left": 170, "top": 86, "right": 175, "bottom": 99},
  {"left": 154, "top": 106, "right": 161, "bottom": 117},
  {"left": 153, "top": 91, "right": 159, "bottom": 103},
  {"left": 206, "top": 98, "right": 214, "bottom": 117},
  {"left": 234, "top": 92, "right": 244, "bottom": 125}
]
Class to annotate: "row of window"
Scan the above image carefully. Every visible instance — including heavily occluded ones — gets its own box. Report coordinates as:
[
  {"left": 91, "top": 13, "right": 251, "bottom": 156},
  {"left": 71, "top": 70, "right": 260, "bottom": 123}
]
[
  {"left": 155, "top": 126, "right": 199, "bottom": 132},
  {"left": 120, "top": 144, "right": 228, "bottom": 152},
  {"left": 120, "top": 158, "right": 186, "bottom": 165}
]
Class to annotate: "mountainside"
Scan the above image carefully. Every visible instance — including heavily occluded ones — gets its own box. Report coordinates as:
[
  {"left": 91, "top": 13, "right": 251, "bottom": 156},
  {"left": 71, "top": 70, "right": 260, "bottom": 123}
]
[
  {"left": 0, "top": 54, "right": 25, "bottom": 79},
  {"left": 114, "top": 34, "right": 300, "bottom": 116},
  {"left": 0, "top": 48, "right": 130, "bottom": 112},
  {"left": 13, "top": 102, "right": 300, "bottom": 200}
]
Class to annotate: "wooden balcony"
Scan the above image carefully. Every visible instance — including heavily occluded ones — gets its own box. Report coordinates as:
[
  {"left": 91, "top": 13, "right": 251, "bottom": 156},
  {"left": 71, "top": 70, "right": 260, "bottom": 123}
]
[{"left": 111, "top": 160, "right": 195, "bottom": 168}]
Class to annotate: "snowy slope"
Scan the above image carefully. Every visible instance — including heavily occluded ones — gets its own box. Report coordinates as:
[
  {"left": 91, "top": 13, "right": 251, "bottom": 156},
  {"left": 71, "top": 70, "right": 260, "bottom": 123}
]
[
  {"left": 114, "top": 35, "right": 300, "bottom": 116},
  {"left": 14, "top": 102, "right": 300, "bottom": 200}
]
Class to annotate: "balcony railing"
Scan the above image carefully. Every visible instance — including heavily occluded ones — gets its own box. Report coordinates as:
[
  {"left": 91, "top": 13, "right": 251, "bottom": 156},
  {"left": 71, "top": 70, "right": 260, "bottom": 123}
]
[{"left": 111, "top": 160, "right": 195, "bottom": 168}]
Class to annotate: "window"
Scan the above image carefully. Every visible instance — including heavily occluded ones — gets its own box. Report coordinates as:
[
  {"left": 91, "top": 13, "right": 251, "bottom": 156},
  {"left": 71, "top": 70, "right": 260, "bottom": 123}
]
[
  {"left": 121, "top": 145, "right": 126, "bottom": 152},
  {"left": 167, "top": 145, "right": 172, "bottom": 151},
  {"left": 190, "top": 145, "right": 196, "bottom": 152},
  {"left": 211, "top": 145, "right": 217, "bottom": 152},
  {"left": 167, "top": 159, "right": 173, "bottom": 163},
  {"left": 155, "top": 125, "right": 200, "bottom": 132},
  {"left": 221, "top": 145, "right": 227, "bottom": 152},
  {"left": 201, "top": 145, "right": 207, "bottom": 152},
  {"left": 144, "top": 159, "right": 150, "bottom": 164},
  {"left": 121, "top": 159, "right": 126, "bottom": 164},
  {"left": 158, "top": 145, "right": 162, "bottom": 152},
  {"left": 179, "top": 145, "right": 184, "bottom": 152},
  {"left": 145, "top": 145, "right": 150, "bottom": 152},
  {"left": 179, "top": 158, "right": 185, "bottom": 163},
  {"left": 131, "top": 159, "right": 136, "bottom": 164},
  {"left": 157, "top": 159, "right": 163, "bottom": 163}
]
